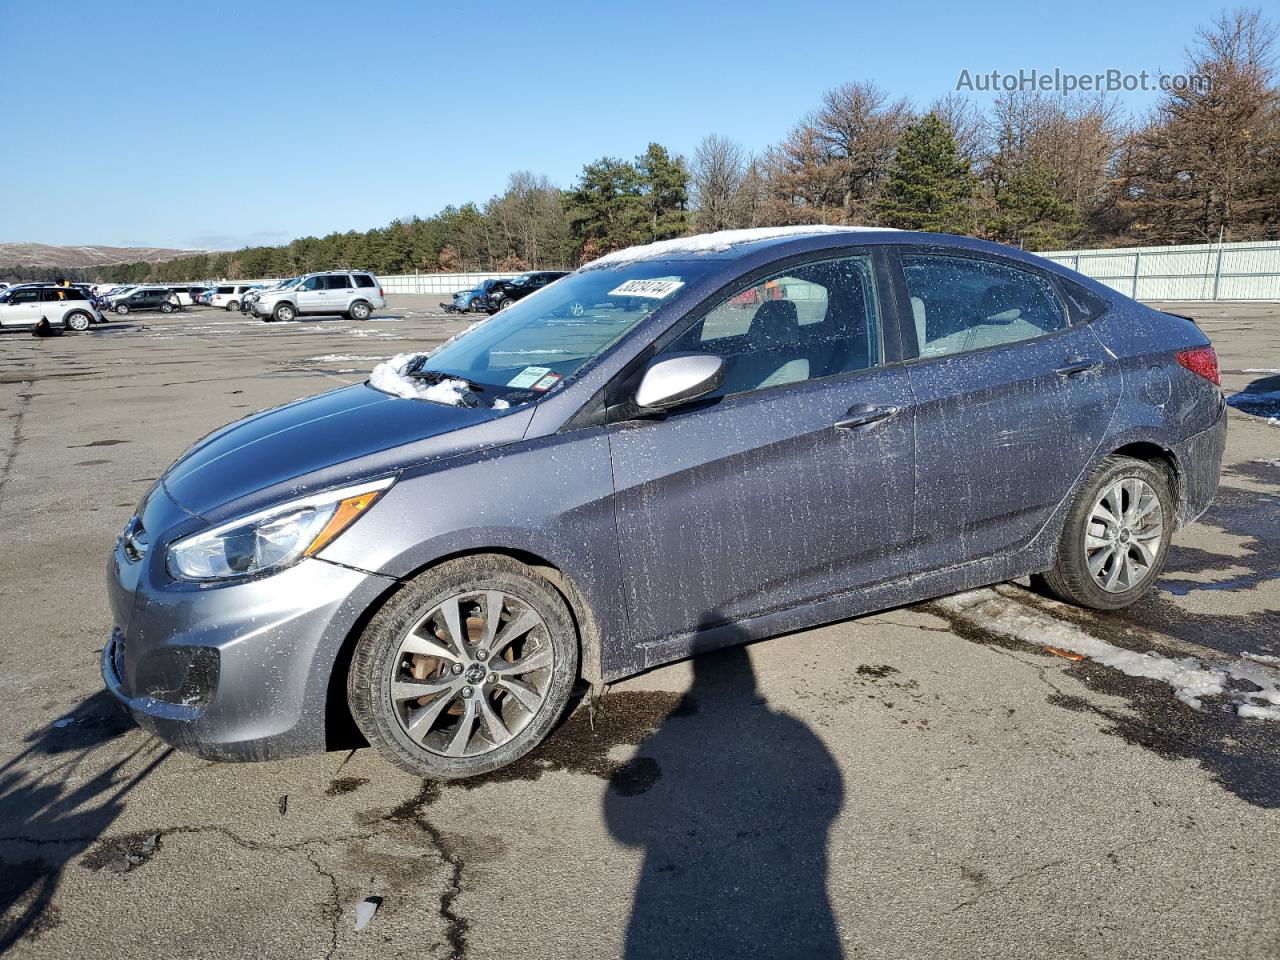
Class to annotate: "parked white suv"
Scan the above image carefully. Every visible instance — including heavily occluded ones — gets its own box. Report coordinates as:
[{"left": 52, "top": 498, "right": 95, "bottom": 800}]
[
  {"left": 0, "top": 285, "right": 103, "bottom": 334},
  {"left": 252, "top": 271, "right": 386, "bottom": 322},
  {"left": 210, "top": 284, "right": 258, "bottom": 311}
]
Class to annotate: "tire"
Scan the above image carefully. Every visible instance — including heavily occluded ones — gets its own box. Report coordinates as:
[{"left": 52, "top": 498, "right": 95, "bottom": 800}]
[
  {"left": 226, "top": 301, "right": 237, "bottom": 311},
  {"left": 65, "top": 311, "right": 92, "bottom": 332},
  {"left": 498, "top": 297, "right": 514, "bottom": 311},
  {"left": 348, "top": 300, "right": 371, "bottom": 321},
  {"left": 348, "top": 555, "right": 579, "bottom": 779},
  {"left": 272, "top": 303, "right": 295, "bottom": 323},
  {"left": 115, "top": 303, "right": 129, "bottom": 315},
  {"left": 160, "top": 303, "right": 174, "bottom": 314},
  {"left": 1038, "top": 455, "right": 1174, "bottom": 610}
]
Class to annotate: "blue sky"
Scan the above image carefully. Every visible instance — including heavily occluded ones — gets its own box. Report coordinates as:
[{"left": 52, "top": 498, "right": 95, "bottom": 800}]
[{"left": 0, "top": 0, "right": 1223, "bottom": 249}]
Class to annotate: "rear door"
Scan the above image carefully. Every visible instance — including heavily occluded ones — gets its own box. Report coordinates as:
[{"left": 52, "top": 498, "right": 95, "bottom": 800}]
[
  {"left": 890, "top": 249, "right": 1121, "bottom": 571},
  {"left": 608, "top": 251, "right": 916, "bottom": 649},
  {"left": 324, "top": 273, "right": 353, "bottom": 312}
]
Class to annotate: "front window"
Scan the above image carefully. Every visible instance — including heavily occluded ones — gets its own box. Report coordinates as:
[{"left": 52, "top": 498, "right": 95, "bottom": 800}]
[
  {"left": 385, "top": 260, "right": 715, "bottom": 404},
  {"left": 657, "top": 255, "right": 882, "bottom": 399}
]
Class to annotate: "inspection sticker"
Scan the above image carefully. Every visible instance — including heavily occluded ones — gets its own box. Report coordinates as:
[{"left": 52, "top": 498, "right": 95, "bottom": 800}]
[
  {"left": 530, "top": 372, "right": 562, "bottom": 391},
  {"left": 507, "top": 366, "right": 553, "bottom": 388},
  {"left": 608, "top": 278, "right": 685, "bottom": 299}
]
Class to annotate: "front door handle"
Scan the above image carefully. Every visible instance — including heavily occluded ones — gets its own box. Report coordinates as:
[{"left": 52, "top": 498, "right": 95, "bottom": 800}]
[
  {"left": 834, "top": 404, "right": 899, "bottom": 430},
  {"left": 1055, "top": 356, "right": 1102, "bottom": 377}
]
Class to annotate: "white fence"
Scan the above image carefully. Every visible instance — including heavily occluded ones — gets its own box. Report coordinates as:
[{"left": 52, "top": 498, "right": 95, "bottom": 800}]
[{"left": 1037, "top": 240, "right": 1280, "bottom": 301}]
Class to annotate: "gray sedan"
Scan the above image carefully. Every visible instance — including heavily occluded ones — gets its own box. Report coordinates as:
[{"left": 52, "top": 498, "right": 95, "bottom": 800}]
[{"left": 104, "top": 227, "right": 1226, "bottom": 779}]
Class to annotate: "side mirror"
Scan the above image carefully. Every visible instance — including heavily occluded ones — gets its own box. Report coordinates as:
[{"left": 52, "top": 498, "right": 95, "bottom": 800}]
[{"left": 635, "top": 353, "right": 725, "bottom": 411}]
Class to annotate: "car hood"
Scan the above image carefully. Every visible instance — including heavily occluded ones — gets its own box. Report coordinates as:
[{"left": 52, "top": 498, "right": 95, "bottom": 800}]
[{"left": 161, "top": 383, "right": 526, "bottom": 518}]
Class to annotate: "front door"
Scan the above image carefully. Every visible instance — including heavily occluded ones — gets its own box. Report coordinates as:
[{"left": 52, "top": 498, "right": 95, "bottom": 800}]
[
  {"left": 296, "top": 276, "right": 327, "bottom": 313},
  {"left": 894, "top": 251, "right": 1122, "bottom": 571},
  {"left": 0, "top": 289, "right": 43, "bottom": 327},
  {"left": 608, "top": 253, "right": 915, "bottom": 649}
]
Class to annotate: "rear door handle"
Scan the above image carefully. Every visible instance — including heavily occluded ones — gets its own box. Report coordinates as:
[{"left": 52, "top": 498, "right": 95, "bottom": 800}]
[
  {"left": 1055, "top": 357, "right": 1102, "bottom": 377},
  {"left": 834, "top": 404, "right": 899, "bottom": 430}
]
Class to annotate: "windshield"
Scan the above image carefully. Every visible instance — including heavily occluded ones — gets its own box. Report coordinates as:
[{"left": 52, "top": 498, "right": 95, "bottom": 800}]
[{"left": 404, "top": 260, "right": 714, "bottom": 403}]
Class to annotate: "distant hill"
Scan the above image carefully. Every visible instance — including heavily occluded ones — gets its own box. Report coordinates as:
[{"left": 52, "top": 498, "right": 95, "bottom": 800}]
[{"left": 0, "top": 242, "right": 217, "bottom": 269}]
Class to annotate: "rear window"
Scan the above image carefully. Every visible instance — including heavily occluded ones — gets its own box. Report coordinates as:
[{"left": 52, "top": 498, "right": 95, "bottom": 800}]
[{"left": 354, "top": 274, "right": 376, "bottom": 288}]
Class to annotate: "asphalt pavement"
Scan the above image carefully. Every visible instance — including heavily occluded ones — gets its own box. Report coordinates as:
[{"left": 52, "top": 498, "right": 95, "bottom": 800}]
[{"left": 0, "top": 297, "right": 1276, "bottom": 959}]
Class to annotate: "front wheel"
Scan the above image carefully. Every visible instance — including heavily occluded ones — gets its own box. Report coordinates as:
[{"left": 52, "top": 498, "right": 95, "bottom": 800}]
[
  {"left": 1038, "top": 455, "right": 1174, "bottom": 610},
  {"left": 348, "top": 555, "right": 579, "bottom": 779},
  {"left": 272, "top": 303, "right": 295, "bottom": 323},
  {"left": 115, "top": 303, "right": 129, "bottom": 315}
]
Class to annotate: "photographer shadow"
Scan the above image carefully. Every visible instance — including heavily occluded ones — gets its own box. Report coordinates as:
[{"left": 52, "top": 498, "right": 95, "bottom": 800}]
[{"left": 604, "top": 631, "right": 845, "bottom": 959}]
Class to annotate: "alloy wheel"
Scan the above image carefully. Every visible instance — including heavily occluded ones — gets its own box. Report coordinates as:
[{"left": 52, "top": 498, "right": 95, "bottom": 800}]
[
  {"left": 1085, "top": 477, "right": 1164, "bottom": 593},
  {"left": 390, "top": 590, "right": 554, "bottom": 757}
]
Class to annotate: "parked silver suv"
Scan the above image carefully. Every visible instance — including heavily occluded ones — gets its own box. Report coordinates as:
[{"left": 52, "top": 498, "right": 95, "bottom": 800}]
[{"left": 252, "top": 271, "right": 386, "bottom": 322}]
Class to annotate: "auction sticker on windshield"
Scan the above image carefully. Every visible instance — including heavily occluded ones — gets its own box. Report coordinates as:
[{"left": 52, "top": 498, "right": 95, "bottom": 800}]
[
  {"left": 530, "top": 372, "right": 561, "bottom": 391},
  {"left": 608, "top": 278, "right": 685, "bottom": 299},
  {"left": 507, "top": 366, "right": 553, "bottom": 388}
]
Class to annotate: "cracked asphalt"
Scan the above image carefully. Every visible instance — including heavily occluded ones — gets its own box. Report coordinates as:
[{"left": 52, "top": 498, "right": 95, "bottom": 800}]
[{"left": 0, "top": 298, "right": 1276, "bottom": 959}]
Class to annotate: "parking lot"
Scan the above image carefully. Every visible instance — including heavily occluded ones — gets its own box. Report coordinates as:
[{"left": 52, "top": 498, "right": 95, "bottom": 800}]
[{"left": 0, "top": 298, "right": 1276, "bottom": 958}]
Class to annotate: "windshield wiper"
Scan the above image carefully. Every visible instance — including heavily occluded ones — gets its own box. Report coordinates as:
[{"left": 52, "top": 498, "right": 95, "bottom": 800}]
[{"left": 409, "top": 367, "right": 487, "bottom": 393}]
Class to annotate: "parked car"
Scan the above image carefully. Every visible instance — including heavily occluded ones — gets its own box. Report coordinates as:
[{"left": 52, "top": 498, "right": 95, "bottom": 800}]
[
  {"left": 195, "top": 288, "right": 216, "bottom": 306},
  {"left": 113, "top": 287, "right": 180, "bottom": 315},
  {"left": 210, "top": 284, "right": 257, "bottom": 311},
  {"left": 103, "top": 227, "right": 1226, "bottom": 780},
  {"left": 485, "top": 271, "right": 569, "bottom": 312},
  {"left": 0, "top": 284, "right": 103, "bottom": 333},
  {"left": 444, "top": 278, "right": 507, "bottom": 314},
  {"left": 251, "top": 271, "right": 385, "bottom": 322},
  {"left": 167, "top": 285, "right": 210, "bottom": 306}
]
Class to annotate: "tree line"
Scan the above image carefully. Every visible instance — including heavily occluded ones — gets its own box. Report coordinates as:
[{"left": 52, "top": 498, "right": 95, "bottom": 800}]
[{"left": 10, "top": 8, "right": 1276, "bottom": 286}]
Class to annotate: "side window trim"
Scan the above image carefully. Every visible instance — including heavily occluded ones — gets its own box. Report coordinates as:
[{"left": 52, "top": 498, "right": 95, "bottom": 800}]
[{"left": 886, "top": 246, "right": 1075, "bottom": 365}]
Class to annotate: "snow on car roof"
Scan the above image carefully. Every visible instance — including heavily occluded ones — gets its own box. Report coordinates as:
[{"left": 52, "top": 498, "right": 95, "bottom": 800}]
[{"left": 585, "top": 225, "right": 897, "bottom": 268}]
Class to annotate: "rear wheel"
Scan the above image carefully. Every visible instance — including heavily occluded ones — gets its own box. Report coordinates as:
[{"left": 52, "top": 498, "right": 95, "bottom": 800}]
[
  {"left": 348, "top": 555, "right": 579, "bottom": 779},
  {"left": 349, "top": 300, "right": 371, "bottom": 321},
  {"left": 65, "top": 311, "right": 92, "bottom": 332},
  {"left": 1039, "top": 455, "right": 1174, "bottom": 610},
  {"left": 226, "top": 301, "right": 237, "bottom": 311},
  {"left": 160, "top": 302, "right": 174, "bottom": 314}
]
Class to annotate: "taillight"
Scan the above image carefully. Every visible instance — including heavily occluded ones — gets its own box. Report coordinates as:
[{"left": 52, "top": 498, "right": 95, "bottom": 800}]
[
  {"left": 378, "top": 287, "right": 383, "bottom": 298},
  {"left": 1176, "top": 345, "right": 1220, "bottom": 386}
]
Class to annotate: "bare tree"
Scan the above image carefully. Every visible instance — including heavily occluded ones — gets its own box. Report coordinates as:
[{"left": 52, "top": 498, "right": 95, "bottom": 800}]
[
  {"left": 691, "top": 134, "right": 747, "bottom": 231},
  {"left": 929, "top": 93, "right": 986, "bottom": 163}
]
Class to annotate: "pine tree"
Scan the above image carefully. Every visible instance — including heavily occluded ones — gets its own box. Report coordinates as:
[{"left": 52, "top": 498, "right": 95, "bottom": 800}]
[
  {"left": 875, "top": 114, "right": 976, "bottom": 233},
  {"left": 988, "top": 161, "right": 1082, "bottom": 249},
  {"left": 635, "top": 143, "right": 690, "bottom": 241}
]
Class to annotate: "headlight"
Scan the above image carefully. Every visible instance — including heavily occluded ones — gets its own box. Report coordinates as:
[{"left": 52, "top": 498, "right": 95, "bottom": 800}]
[{"left": 166, "top": 477, "right": 394, "bottom": 582}]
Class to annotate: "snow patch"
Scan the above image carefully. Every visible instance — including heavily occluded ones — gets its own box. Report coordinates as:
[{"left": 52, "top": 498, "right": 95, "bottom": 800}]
[
  {"left": 367, "top": 352, "right": 508, "bottom": 409},
  {"left": 936, "top": 589, "right": 1280, "bottom": 720},
  {"left": 586, "top": 225, "right": 894, "bottom": 268}
]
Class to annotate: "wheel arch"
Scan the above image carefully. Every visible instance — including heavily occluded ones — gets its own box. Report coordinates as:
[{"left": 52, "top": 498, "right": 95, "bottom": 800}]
[
  {"left": 323, "top": 545, "right": 600, "bottom": 751},
  {"left": 1108, "top": 440, "right": 1185, "bottom": 527}
]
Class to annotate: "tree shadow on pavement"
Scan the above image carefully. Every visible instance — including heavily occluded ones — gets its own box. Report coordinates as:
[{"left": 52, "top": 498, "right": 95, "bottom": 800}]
[
  {"left": 0, "top": 690, "right": 168, "bottom": 952},
  {"left": 604, "top": 634, "right": 845, "bottom": 960}
]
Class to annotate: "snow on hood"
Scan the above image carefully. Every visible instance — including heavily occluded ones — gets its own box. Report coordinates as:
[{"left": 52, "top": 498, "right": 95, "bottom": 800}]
[
  {"left": 585, "top": 225, "right": 897, "bottom": 268},
  {"left": 368, "top": 349, "right": 510, "bottom": 409}
]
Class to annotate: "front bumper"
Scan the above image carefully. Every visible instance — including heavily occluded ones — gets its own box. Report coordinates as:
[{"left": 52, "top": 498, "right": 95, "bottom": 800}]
[{"left": 103, "top": 487, "right": 396, "bottom": 760}]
